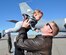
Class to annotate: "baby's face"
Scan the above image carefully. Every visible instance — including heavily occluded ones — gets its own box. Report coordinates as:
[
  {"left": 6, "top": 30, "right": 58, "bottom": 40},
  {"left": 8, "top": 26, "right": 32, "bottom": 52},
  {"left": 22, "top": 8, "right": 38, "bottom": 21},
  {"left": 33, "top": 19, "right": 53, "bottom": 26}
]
[{"left": 33, "top": 10, "right": 43, "bottom": 21}]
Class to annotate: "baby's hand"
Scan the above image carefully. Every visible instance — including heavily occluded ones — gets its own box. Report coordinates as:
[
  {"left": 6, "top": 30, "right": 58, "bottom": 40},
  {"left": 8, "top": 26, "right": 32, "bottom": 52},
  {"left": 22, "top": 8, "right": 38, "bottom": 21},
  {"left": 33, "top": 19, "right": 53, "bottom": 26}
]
[{"left": 35, "top": 29, "right": 39, "bottom": 32}]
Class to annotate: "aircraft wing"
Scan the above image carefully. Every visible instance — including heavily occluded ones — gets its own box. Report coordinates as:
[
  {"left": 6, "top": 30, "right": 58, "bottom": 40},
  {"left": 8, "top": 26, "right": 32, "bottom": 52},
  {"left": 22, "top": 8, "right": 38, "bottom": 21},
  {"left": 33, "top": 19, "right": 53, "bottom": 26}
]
[
  {"left": 19, "top": 2, "right": 34, "bottom": 17},
  {"left": 6, "top": 2, "right": 34, "bottom": 24}
]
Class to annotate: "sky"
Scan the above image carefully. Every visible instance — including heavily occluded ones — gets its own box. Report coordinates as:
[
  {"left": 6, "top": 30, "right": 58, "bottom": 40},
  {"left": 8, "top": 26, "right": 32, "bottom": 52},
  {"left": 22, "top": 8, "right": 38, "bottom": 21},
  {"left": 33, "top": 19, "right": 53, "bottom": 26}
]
[{"left": 0, "top": 0, "right": 66, "bottom": 34}]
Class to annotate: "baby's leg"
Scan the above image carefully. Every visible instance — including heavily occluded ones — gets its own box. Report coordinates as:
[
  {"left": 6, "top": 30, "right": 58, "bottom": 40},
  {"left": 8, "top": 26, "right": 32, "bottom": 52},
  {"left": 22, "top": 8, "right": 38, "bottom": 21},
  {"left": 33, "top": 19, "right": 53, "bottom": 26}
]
[{"left": 5, "top": 21, "right": 23, "bottom": 34}]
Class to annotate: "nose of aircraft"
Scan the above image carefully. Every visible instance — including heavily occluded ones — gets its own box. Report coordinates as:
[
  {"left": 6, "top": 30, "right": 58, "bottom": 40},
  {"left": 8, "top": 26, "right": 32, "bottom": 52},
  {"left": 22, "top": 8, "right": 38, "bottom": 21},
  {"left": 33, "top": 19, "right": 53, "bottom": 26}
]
[
  {"left": 64, "top": 18, "right": 66, "bottom": 23},
  {"left": 64, "top": 18, "right": 66, "bottom": 28}
]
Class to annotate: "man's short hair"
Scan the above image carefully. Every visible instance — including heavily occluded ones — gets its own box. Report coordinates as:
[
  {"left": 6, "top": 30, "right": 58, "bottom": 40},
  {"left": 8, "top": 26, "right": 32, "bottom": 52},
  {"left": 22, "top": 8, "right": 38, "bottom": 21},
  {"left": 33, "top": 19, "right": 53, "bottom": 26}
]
[{"left": 52, "top": 21, "right": 59, "bottom": 36}]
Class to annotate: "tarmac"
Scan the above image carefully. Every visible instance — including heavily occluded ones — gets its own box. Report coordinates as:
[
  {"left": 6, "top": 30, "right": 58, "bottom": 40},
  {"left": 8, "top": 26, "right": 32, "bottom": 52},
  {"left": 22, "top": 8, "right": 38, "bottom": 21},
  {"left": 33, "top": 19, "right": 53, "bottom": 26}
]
[{"left": 0, "top": 32, "right": 66, "bottom": 55}]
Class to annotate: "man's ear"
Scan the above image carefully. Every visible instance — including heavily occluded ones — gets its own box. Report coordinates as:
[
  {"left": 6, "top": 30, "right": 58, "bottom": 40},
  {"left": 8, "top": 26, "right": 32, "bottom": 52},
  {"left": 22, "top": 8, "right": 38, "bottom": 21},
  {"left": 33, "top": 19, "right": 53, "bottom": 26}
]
[{"left": 48, "top": 29, "right": 53, "bottom": 33}]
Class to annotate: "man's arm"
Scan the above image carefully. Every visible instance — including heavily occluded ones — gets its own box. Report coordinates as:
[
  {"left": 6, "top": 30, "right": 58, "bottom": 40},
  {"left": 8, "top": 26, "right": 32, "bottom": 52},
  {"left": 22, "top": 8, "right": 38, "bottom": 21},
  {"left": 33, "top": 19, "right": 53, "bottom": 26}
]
[
  {"left": 16, "top": 27, "right": 28, "bottom": 42},
  {"left": 16, "top": 35, "right": 44, "bottom": 51},
  {"left": 16, "top": 19, "right": 50, "bottom": 51}
]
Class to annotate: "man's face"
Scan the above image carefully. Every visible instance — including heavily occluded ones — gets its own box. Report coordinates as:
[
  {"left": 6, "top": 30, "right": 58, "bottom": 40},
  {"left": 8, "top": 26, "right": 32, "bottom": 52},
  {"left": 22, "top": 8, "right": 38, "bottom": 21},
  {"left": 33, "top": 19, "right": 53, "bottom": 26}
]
[
  {"left": 33, "top": 10, "right": 43, "bottom": 21},
  {"left": 41, "top": 22, "right": 53, "bottom": 34}
]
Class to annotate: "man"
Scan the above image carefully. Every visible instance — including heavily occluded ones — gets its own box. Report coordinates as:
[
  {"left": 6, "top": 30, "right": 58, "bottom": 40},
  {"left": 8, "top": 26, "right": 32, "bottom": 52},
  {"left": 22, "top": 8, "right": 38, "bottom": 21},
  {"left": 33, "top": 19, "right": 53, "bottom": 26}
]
[{"left": 15, "top": 19, "right": 59, "bottom": 55}]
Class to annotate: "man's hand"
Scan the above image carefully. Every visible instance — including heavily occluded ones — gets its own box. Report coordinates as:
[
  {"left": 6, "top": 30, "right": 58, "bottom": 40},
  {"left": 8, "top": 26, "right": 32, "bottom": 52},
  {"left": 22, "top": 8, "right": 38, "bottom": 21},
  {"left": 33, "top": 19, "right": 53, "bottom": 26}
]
[{"left": 22, "top": 19, "right": 30, "bottom": 28}]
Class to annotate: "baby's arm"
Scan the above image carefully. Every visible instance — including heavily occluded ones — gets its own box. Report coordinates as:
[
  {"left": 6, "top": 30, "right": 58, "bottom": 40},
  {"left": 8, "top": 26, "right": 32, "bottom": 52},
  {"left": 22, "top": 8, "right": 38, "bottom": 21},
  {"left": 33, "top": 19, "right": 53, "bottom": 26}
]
[{"left": 29, "top": 18, "right": 37, "bottom": 31}]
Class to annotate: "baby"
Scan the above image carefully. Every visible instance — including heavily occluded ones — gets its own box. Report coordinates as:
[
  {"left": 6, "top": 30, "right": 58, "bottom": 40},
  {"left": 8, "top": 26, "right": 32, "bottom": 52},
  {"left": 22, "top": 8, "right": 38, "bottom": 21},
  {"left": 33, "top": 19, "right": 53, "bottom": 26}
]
[
  {"left": 3, "top": 9, "right": 43, "bottom": 37},
  {"left": 22, "top": 9, "right": 43, "bottom": 31}
]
